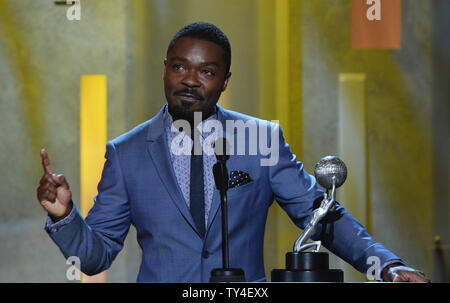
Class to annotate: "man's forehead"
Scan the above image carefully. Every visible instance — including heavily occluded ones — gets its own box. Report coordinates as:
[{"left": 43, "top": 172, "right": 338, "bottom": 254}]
[{"left": 167, "top": 37, "right": 224, "bottom": 62}]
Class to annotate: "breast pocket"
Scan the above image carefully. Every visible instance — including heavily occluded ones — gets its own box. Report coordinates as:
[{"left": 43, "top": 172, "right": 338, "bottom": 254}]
[{"left": 227, "top": 179, "right": 255, "bottom": 197}]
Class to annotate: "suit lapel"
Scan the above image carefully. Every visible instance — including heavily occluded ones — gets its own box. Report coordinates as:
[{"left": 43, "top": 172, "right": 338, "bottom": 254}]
[
  {"left": 146, "top": 105, "right": 199, "bottom": 235},
  {"left": 206, "top": 188, "right": 220, "bottom": 234}
]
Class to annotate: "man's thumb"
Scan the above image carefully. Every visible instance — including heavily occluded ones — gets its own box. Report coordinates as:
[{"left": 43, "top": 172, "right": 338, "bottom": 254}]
[{"left": 51, "top": 174, "right": 70, "bottom": 189}]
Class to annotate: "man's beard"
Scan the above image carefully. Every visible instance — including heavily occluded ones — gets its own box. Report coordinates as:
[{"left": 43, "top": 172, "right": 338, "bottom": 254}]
[{"left": 168, "top": 100, "right": 215, "bottom": 127}]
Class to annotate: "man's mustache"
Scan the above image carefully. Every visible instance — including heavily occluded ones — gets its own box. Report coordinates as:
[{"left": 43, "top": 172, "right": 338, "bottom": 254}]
[{"left": 174, "top": 88, "right": 204, "bottom": 100}]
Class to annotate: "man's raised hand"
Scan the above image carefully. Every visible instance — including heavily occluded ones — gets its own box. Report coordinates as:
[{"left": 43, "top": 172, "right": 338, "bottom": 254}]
[{"left": 36, "top": 149, "right": 73, "bottom": 222}]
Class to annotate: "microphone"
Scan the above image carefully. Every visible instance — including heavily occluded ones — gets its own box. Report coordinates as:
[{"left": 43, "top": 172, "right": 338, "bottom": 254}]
[
  {"left": 213, "top": 164, "right": 228, "bottom": 192},
  {"left": 210, "top": 137, "right": 246, "bottom": 282},
  {"left": 214, "top": 137, "right": 230, "bottom": 162},
  {"left": 213, "top": 138, "right": 230, "bottom": 192}
]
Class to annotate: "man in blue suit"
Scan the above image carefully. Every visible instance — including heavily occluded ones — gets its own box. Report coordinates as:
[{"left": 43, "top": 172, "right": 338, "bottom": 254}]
[{"left": 37, "top": 22, "right": 428, "bottom": 282}]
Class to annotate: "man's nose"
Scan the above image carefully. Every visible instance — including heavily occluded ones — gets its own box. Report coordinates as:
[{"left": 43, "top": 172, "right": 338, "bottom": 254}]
[{"left": 181, "top": 70, "right": 201, "bottom": 87}]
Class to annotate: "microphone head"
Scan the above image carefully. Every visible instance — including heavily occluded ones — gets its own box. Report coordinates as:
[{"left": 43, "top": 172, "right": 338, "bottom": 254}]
[
  {"left": 314, "top": 155, "right": 347, "bottom": 190},
  {"left": 214, "top": 138, "right": 230, "bottom": 161},
  {"left": 213, "top": 162, "right": 228, "bottom": 191}
]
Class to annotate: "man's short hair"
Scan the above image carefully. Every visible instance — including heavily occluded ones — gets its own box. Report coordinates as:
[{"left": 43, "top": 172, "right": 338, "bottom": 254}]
[{"left": 167, "top": 22, "right": 231, "bottom": 74}]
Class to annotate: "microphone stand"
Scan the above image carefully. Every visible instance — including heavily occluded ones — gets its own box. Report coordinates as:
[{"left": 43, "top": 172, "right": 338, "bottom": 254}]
[{"left": 210, "top": 147, "right": 245, "bottom": 282}]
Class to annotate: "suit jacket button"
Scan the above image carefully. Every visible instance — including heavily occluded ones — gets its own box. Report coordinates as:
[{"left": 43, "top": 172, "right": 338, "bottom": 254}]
[{"left": 202, "top": 250, "right": 209, "bottom": 258}]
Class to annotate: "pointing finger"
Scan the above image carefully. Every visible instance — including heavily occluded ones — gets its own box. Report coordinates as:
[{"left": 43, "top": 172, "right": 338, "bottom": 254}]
[{"left": 40, "top": 149, "right": 53, "bottom": 174}]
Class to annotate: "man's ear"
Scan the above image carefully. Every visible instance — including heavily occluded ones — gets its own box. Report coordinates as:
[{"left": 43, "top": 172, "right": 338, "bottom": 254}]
[
  {"left": 163, "top": 58, "right": 167, "bottom": 79},
  {"left": 222, "top": 71, "right": 232, "bottom": 92}
]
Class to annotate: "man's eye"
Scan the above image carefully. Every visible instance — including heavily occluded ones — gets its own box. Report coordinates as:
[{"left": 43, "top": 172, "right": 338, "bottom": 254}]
[
  {"left": 173, "top": 64, "right": 184, "bottom": 71},
  {"left": 202, "top": 70, "right": 214, "bottom": 76}
]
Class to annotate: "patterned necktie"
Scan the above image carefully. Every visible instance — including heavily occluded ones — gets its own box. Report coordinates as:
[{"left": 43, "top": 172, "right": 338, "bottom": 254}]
[{"left": 190, "top": 128, "right": 205, "bottom": 238}]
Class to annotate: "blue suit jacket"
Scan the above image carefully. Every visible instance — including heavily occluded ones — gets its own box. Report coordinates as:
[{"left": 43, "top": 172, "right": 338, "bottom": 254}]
[{"left": 48, "top": 104, "right": 401, "bottom": 282}]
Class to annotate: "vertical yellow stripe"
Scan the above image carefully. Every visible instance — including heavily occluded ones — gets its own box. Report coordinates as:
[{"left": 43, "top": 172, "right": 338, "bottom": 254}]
[
  {"left": 257, "top": 0, "right": 274, "bottom": 121},
  {"left": 275, "top": 0, "right": 290, "bottom": 140},
  {"left": 337, "top": 73, "right": 368, "bottom": 282},
  {"left": 288, "top": 0, "right": 303, "bottom": 157},
  {"left": 80, "top": 75, "right": 108, "bottom": 283}
]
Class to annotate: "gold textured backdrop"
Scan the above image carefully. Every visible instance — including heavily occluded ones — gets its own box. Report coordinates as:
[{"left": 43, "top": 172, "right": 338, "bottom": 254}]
[{"left": 0, "top": 0, "right": 448, "bottom": 282}]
